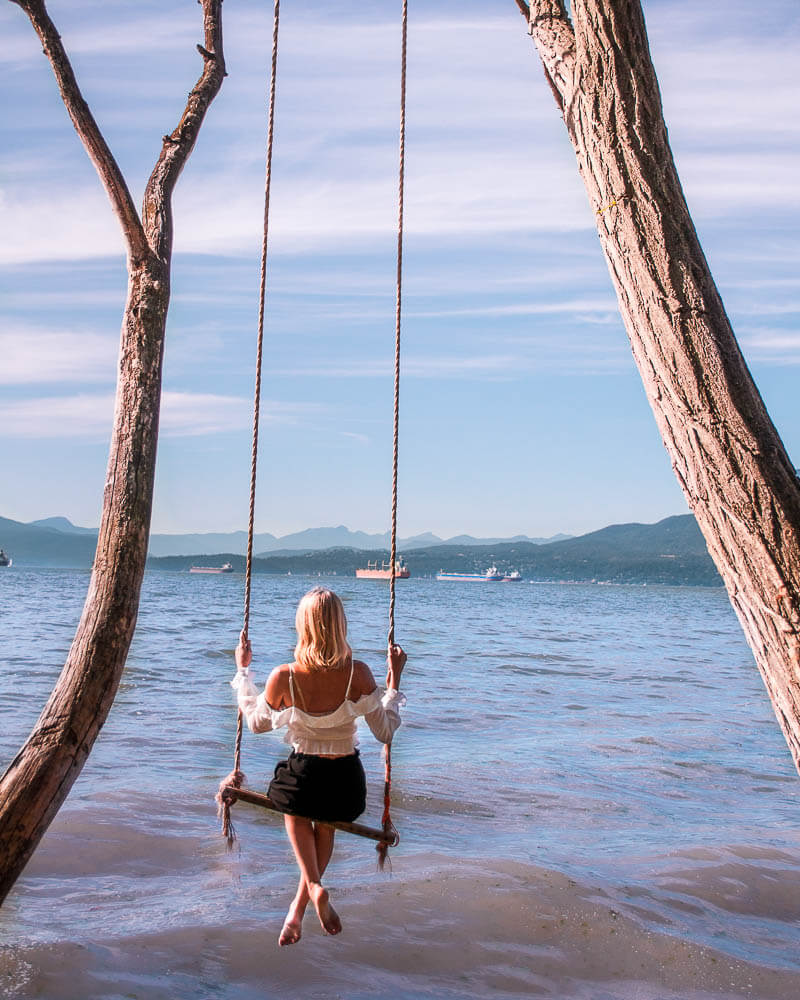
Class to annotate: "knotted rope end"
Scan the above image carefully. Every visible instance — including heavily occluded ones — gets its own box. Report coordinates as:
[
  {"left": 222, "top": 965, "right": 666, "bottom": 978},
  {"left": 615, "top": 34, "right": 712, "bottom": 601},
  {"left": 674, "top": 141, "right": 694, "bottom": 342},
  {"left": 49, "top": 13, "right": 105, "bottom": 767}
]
[
  {"left": 376, "top": 821, "right": 399, "bottom": 872},
  {"left": 216, "top": 768, "right": 246, "bottom": 849},
  {"left": 376, "top": 741, "right": 398, "bottom": 871}
]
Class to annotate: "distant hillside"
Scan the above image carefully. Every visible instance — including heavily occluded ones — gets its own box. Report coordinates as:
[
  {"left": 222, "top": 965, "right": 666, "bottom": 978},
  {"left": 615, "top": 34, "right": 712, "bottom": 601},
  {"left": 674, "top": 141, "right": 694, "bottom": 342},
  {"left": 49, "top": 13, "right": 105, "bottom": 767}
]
[
  {"left": 30, "top": 516, "right": 96, "bottom": 535},
  {"left": 150, "top": 524, "right": 566, "bottom": 556},
  {"left": 147, "top": 530, "right": 272, "bottom": 557},
  {"left": 0, "top": 516, "right": 96, "bottom": 567},
  {"left": 146, "top": 515, "right": 722, "bottom": 587},
  {"left": 0, "top": 515, "right": 568, "bottom": 564},
  {"left": 1, "top": 512, "right": 717, "bottom": 584}
]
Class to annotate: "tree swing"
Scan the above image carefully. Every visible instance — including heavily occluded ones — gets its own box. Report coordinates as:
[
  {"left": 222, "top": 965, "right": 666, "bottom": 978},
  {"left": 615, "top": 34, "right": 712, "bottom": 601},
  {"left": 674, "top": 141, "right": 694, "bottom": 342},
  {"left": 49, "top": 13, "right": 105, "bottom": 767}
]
[{"left": 216, "top": 0, "right": 409, "bottom": 867}]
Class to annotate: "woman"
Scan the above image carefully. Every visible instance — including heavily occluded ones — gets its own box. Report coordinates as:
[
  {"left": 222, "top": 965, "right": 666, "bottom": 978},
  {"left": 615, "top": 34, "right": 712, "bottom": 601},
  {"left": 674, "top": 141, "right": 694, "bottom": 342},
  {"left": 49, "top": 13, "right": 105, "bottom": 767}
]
[{"left": 231, "top": 586, "right": 407, "bottom": 946}]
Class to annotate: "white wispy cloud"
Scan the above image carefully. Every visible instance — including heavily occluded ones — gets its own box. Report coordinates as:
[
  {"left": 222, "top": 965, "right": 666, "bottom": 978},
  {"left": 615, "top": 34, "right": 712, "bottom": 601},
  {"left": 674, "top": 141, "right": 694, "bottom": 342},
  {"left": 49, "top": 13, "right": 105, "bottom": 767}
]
[
  {"left": 0, "top": 187, "right": 126, "bottom": 265},
  {"left": 263, "top": 356, "right": 513, "bottom": 380},
  {"left": 269, "top": 346, "right": 628, "bottom": 380},
  {"left": 407, "top": 297, "right": 619, "bottom": 319},
  {"left": 158, "top": 391, "right": 252, "bottom": 437},
  {"left": 731, "top": 301, "right": 800, "bottom": 317},
  {"left": 0, "top": 391, "right": 322, "bottom": 439},
  {"left": 339, "top": 430, "right": 371, "bottom": 445},
  {"left": 738, "top": 326, "right": 800, "bottom": 364},
  {"left": 0, "top": 392, "right": 116, "bottom": 439},
  {"left": 732, "top": 278, "right": 800, "bottom": 292},
  {"left": 0, "top": 153, "right": 589, "bottom": 265},
  {"left": 169, "top": 156, "right": 590, "bottom": 258},
  {"left": 1, "top": 288, "right": 126, "bottom": 310},
  {"left": 650, "top": 4, "right": 800, "bottom": 141},
  {"left": 0, "top": 6, "right": 195, "bottom": 67},
  {"left": 0, "top": 324, "right": 118, "bottom": 385},
  {"left": 677, "top": 152, "right": 800, "bottom": 216}
]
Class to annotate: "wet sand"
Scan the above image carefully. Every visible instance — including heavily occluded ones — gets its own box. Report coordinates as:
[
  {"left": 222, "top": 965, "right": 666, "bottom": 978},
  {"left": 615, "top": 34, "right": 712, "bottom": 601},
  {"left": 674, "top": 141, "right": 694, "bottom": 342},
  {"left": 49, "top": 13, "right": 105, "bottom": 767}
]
[{"left": 3, "top": 851, "right": 800, "bottom": 1000}]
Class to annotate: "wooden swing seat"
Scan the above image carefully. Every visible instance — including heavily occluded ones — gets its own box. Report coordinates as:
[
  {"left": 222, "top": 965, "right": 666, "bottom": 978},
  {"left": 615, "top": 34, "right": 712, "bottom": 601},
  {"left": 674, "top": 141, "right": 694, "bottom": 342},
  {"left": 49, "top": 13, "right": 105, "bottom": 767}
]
[{"left": 222, "top": 784, "right": 399, "bottom": 845}]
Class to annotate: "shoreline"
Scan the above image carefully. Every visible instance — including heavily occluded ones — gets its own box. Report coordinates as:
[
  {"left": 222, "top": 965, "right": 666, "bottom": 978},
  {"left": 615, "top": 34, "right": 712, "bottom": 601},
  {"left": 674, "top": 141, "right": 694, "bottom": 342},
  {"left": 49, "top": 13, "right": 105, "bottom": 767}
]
[{"left": 3, "top": 851, "right": 799, "bottom": 999}]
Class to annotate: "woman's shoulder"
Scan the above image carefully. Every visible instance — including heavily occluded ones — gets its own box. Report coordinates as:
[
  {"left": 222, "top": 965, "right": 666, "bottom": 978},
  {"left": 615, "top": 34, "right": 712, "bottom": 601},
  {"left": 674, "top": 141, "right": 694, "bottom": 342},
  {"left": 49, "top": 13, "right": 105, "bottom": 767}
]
[
  {"left": 267, "top": 662, "right": 294, "bottom": 681},
  {"left": 351, "top": 659, "right": 378, "bottom": 697},
  {"left": 265, "top": 663, "right": 293, "bottom": 706}
]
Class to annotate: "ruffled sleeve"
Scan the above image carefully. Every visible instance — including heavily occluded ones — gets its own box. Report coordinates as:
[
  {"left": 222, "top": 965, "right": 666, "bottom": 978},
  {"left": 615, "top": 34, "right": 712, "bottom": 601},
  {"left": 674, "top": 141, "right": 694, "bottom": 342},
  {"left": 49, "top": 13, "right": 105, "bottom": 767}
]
[
  {"left": 363, "top": 688, "right": 406, "bottom": 745},
  {"left": 230, "top": 668, "right": 274, "bottom": 734}
]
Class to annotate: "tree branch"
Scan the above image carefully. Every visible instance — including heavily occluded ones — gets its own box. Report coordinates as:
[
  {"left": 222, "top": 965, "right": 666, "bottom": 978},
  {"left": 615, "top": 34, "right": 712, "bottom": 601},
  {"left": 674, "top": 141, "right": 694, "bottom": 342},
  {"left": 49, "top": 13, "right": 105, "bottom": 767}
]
[
  {"left": 142, "top": 0, "right": 227, "bottom": 262},
  {"left": 525, "top": 0, "right": 577, "bottom": 118},
  {"left": 10, "top": 0, "right": 148, "bottom": 261}
]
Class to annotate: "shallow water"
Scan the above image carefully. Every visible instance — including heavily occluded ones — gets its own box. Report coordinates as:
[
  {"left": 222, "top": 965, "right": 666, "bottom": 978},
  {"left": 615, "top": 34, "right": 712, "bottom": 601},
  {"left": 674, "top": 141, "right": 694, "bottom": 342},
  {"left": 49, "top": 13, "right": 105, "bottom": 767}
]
[{"left": 1, "top": 570, "right": 799, "bottom": 998}]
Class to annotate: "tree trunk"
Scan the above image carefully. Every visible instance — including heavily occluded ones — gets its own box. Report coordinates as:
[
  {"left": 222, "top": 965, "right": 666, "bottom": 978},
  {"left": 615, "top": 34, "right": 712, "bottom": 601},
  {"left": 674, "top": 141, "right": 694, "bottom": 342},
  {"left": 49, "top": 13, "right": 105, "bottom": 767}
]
[
  {"left": 0, "top": 0, "right": 226, "bottom": 905},
  {"left": 520, "top": 0, "right": 800, "bottom": 768}
]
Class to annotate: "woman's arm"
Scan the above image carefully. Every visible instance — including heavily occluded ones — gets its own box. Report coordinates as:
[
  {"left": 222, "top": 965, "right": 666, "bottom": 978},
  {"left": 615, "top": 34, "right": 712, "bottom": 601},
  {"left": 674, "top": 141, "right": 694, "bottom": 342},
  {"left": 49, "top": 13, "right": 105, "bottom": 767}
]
[
  {"left": 230, "top": 634, "right": 288, "bottom": 734},
  {"left": 230, "top": 668, "right": 274, "bottom": 734},
  {"left": 358, "top": 648, "right": 407, "bottom": 745}
]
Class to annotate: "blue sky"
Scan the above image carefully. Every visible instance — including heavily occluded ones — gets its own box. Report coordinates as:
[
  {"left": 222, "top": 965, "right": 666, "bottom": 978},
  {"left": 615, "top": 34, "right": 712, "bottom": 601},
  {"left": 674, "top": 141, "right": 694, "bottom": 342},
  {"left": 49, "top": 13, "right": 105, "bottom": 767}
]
[{"left": 1, "top": 0, "right": 798, "bottom": 539}]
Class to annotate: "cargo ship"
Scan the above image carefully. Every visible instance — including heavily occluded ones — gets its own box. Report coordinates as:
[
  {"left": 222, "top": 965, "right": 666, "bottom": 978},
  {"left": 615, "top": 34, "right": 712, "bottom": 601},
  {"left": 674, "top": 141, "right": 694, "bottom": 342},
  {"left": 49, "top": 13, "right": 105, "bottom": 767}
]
[
  {"left": 189, "top": 562, "right": 234, "bottom": 574},
  {"left": 436, "top": 565, "right": 505, "bottom": 582},
  {"left": 0, "top": 548, "right": 12, "bottom": 567},
  {"left": 356, "top": 557, "right": 410, "bottom": 580}
]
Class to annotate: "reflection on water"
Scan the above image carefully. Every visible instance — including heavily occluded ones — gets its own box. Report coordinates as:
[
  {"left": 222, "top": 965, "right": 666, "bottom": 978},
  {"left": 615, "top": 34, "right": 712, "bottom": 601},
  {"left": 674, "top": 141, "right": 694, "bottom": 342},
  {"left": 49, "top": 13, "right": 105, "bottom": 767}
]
[{"left": 1, "top": 569, "right": 799, "bottom": 998}]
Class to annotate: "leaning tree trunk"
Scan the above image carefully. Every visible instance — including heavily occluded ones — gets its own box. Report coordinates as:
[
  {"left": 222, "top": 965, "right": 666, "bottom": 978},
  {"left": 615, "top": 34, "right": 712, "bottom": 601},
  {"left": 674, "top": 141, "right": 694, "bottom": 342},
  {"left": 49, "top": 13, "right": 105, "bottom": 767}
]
[
  {"left": 518, "top": 0, "right": 800, "bottom": 767},
  {"left": 0, "top": 0, "right": 226, "bottom": 905}
]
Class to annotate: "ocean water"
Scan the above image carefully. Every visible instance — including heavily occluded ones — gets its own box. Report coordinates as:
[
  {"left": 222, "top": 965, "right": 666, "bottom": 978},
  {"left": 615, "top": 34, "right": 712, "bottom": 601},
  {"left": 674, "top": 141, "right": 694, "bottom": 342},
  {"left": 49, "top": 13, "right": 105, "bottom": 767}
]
[{"left": 1, "top": 568, "right": 799, "bottom": 999}]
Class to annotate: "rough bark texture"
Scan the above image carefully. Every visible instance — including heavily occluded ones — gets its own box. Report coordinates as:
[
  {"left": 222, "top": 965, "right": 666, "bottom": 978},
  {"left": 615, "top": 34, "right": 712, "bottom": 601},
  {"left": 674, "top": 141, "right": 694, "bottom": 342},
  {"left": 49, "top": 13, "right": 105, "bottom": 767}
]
[
  {"left": 0, "top": 0, "right": 226, "bottom": 905},
  {"left": 521, "top": 0, "right": 800, "bottom": 768}
]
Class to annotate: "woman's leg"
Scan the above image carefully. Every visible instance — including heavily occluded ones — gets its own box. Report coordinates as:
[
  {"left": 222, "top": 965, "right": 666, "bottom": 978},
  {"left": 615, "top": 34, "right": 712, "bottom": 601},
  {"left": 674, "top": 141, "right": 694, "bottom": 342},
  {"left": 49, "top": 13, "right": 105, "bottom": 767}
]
[
  {"left": 280, "top": 822, "right": 338, "bottom": 946},
  {"left": 283, "top": 815, "right": 341, "bottom": 937},
  {"left": 314, "top": 822, "right": 336, "bottom": 876}
]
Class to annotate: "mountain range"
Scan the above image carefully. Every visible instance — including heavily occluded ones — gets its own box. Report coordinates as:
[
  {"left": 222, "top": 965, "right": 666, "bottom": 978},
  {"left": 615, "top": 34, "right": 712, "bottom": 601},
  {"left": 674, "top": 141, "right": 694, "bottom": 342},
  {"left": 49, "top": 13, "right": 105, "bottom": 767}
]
[
  {"left": 0, "top": 516, "right": 568, "bottom": 564},
  {"left": 147, "top": 514, "right": 720, "bottom": 586},
  {"left": 0, "top": 512, "right": 721, "bottom": 586}
]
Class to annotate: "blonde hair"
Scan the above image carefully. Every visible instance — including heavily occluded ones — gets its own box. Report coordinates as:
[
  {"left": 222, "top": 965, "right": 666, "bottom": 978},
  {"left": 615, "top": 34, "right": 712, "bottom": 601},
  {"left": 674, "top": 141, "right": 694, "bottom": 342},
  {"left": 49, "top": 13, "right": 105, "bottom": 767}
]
[{"left": 294, "top": 587, "right": 352, "bottom": 671}]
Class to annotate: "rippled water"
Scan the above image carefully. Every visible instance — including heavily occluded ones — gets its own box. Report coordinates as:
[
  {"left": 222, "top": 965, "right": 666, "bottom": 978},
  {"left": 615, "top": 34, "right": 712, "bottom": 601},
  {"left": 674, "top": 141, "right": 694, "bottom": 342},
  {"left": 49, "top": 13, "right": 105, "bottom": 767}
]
[{"left": 1, "top": 569, "right": 799, "bottom": 999}]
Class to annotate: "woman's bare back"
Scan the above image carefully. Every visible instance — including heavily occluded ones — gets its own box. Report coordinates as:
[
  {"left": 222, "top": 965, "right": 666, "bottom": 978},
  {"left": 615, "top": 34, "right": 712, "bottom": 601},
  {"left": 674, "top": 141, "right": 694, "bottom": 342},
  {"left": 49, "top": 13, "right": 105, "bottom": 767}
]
[{"left": 266, "top": 659, "right": 377, "bottom": 713}]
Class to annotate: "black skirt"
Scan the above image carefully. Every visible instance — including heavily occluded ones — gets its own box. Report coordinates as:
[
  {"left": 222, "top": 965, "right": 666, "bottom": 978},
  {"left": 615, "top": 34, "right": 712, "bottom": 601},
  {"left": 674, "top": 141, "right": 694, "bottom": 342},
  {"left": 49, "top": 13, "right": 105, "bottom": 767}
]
[{"left": 268, "top": 750, "right": 367, "bottom": 823}]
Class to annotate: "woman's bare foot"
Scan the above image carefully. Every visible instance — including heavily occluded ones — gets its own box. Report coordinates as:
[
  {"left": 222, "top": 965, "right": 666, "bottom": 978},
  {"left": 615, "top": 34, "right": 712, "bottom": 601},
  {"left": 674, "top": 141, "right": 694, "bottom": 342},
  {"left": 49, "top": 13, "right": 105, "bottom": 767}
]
[
  {"left": 308, "top": 881, "right": 342, "bottom": 936},
  {"left": 278, "top": 907, "right": 303, "bottom": 947}
]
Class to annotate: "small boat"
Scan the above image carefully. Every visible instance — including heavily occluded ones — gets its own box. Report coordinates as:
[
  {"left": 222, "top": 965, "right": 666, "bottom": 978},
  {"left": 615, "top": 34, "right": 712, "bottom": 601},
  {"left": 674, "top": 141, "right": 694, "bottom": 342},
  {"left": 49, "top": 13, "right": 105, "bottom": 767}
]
[
  {"left": 189, "top": 562, "right": 234, "bottom": 574},
  {"left": 436, "top": 565, "right": 505, "bottom": 582},
  {"left": 0, "top": 548, "right": 12, "bottom": 568},
  {"left": 503, "top": 570, "right": 522, "bottom": 582},
  {"left": 356, "top": 557, "right": 410, "bottom": 580}
]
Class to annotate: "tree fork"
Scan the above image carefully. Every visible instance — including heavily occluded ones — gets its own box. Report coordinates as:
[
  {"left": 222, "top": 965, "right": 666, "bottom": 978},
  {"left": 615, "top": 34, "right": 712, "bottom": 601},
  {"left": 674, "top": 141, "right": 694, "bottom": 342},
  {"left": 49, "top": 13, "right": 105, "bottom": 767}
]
[
  {"left": 0, "top": 0, "right": 226, "bottom": 905},
  {"left": 520, "top": 0, "right": 800, "bottom": 767}
]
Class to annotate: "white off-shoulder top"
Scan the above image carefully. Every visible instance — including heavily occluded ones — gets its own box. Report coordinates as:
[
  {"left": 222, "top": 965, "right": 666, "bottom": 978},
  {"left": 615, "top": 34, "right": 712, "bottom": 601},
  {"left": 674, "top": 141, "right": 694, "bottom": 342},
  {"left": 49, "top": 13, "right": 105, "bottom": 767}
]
[{"left": 231, "top": 665, "right": 406, "bottom": 756}]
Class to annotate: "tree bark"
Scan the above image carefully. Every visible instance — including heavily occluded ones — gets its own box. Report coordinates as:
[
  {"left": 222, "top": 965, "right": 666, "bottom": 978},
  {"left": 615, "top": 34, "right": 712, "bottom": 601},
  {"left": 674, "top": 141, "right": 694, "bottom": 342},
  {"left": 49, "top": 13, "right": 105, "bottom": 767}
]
[
  {"left": 0, "top": 0, "right": 226, "bottom": 905},
  {"left": 520, "top": 0, "right": 800, "bottom": 768}
]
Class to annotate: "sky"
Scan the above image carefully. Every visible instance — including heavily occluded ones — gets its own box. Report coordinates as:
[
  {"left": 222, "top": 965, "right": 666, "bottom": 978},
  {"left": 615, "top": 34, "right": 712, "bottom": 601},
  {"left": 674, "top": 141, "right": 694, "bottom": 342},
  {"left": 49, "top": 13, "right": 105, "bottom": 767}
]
[{"left": 1, "top": 0, "right": 798, "bottom": 540}]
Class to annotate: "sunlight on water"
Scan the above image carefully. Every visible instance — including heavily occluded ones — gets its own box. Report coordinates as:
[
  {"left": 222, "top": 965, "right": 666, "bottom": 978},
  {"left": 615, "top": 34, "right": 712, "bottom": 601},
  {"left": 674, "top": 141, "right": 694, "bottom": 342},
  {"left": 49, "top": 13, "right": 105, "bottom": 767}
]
[{"left": 1, "top": 569, "right": 799, "bottom": 998}]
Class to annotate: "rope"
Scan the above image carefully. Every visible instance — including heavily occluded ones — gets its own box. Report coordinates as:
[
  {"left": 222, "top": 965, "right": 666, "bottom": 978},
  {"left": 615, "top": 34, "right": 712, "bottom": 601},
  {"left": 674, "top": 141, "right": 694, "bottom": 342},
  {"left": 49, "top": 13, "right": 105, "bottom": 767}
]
[
  {"left": 217, "top": 0, "right": 281, "bottom": 848},
  {"left": 378, "top": 0, "right": 408, "bottom": 872},
  {"left": 218, "top": 0, "right": 408, "bottom": 864},
  {"left": 245, "top": 0, "right": 280, "bottom": 641}
]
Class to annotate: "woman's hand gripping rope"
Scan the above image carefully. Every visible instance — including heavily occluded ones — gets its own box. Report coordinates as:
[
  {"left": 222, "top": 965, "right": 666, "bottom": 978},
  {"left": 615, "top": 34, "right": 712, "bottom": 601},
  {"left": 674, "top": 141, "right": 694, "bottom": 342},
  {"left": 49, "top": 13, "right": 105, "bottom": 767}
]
[
  {"left": 235, "top": 630, "right": 252, "bottom": 672},
  {"left": 386, "top": 643, "right": 407, "bottom": 691}
]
